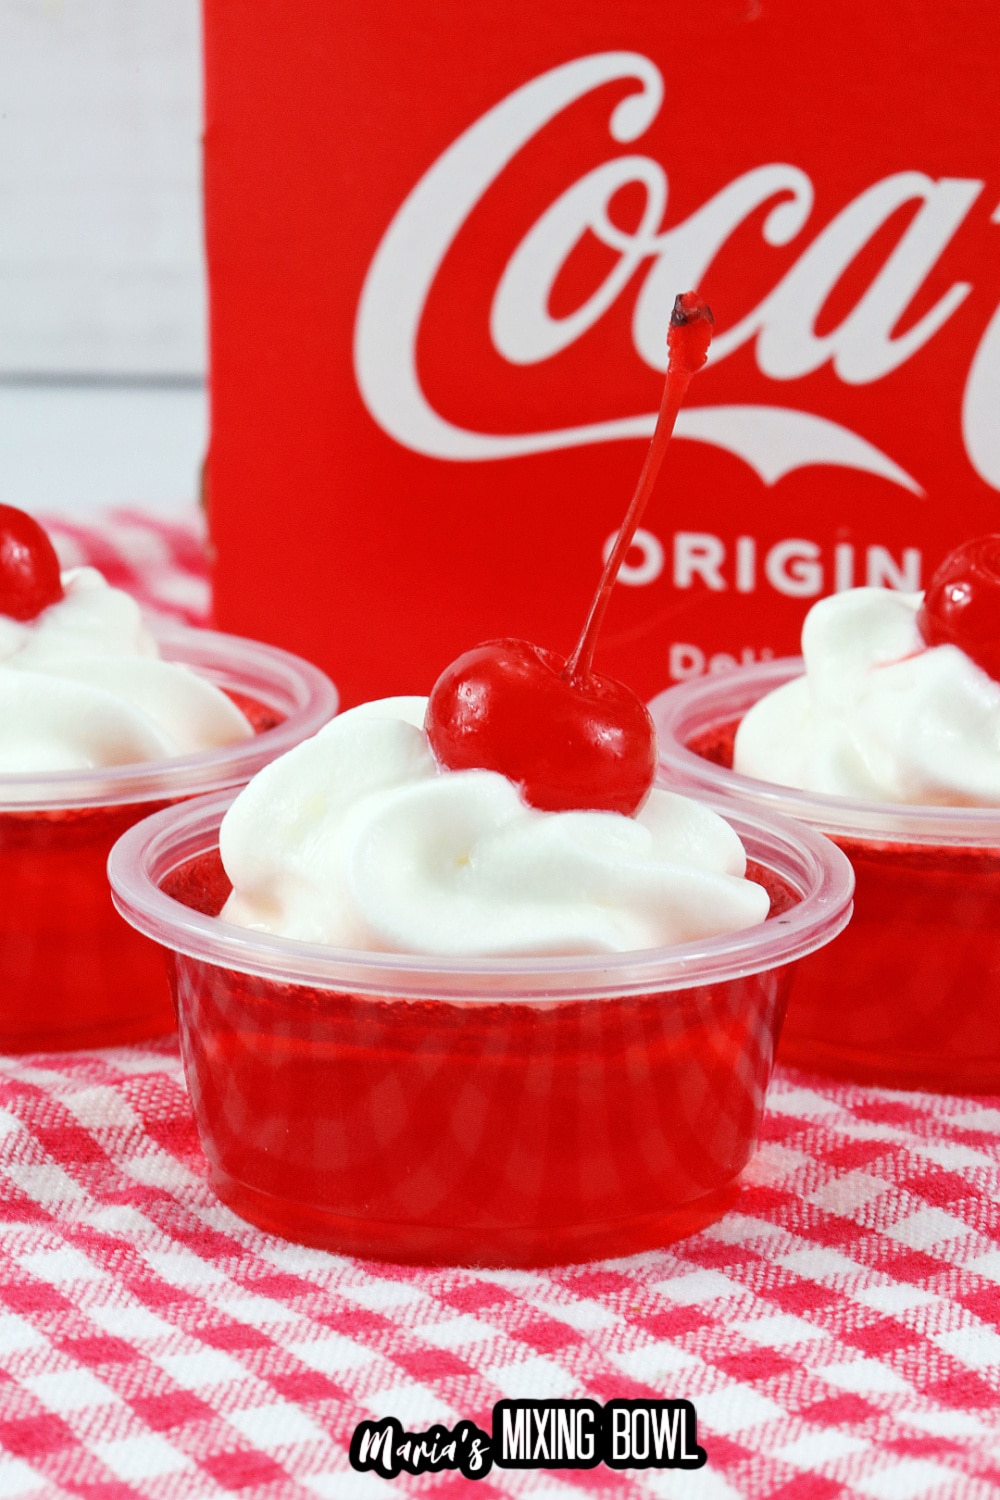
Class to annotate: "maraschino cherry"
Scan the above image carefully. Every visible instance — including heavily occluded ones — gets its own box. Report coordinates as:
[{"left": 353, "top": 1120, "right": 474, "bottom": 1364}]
[
  {"left": 0, "top": 504, "right": 63, "bottom": 622},
  {"left": 917, "top": 535, "right": 1000, "bottom": 681},
  {"left": 425, "top": 291, "right": 714, "bottom": 815}
]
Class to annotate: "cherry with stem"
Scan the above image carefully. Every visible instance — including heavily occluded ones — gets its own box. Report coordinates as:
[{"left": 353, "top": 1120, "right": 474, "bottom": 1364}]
[{"left": 426, "top": 292, "right": 714, "bottom": 815}]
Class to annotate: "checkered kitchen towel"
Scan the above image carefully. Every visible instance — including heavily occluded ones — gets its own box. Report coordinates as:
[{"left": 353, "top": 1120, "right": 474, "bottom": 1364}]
[
  {"left": 3, "top": 1046, "right": 1000, "bottom": 1500},
  {"left": 2, "top": 513, "right": 1000, "bottom": 1499},
  {"left": 44, "top": 509, "right": 212, "bottom": 627}
]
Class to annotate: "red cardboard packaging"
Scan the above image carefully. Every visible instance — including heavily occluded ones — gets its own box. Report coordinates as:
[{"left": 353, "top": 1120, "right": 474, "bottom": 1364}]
[{"left": 204, "top": 0, "right": 1000, "bottom": 708}]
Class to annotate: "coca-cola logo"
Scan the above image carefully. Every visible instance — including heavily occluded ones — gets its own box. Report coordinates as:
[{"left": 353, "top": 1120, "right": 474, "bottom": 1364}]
[{"left": 353, "top": 51, "right": 1000, "bottom": 495}]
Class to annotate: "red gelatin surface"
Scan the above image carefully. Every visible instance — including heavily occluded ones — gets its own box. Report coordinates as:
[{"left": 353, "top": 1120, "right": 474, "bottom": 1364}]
[
  {"left": 688, "top": 718, "right": 1000, "bottom": 1091},
  {"left": 223, "top": 688, "right": 284, "bottom": 735},
  {"left": 0, "top": 690, "right": 281, "bottom": 1054},
  {"left": 160, "top": 850, "right": 793, "bottom": 1267},
  {"left": 0, "top": 802, "right": 176, "bottom": 1051}
]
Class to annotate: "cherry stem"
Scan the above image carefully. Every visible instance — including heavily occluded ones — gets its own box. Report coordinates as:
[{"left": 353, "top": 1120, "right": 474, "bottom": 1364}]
[{"left": 563, "top": 292, "right": 714, "bottom": 684}]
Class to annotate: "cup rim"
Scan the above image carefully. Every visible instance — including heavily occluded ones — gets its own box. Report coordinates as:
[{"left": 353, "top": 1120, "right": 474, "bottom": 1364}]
[
  {"left": 650, "top": 656, "right": 1000, "bottom": 847},
  {"left": 0, "top": 621, "right": 338, "bottom": 810},
  {"left": 108, "top": 786, "right": 854, "bottom": 1000}
]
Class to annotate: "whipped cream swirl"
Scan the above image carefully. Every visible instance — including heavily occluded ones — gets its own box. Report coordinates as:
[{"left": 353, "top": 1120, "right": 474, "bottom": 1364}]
[
  {"left": 0, "top": 567, "right": 252, "bottom": 778},
  {"left": 735, "top": 588, "right": 1000, "bottom": 805},
  {"left": 220, "top": 697, "right": 769, "bottom": 956}
]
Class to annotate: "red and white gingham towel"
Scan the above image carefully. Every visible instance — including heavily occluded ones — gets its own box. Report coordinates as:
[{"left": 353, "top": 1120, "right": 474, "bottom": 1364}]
[
  {"left": 2, "top": 514, "right": 1000, "bottom": 1499},
  {"left": 3, "top": 1046, "right": 1000, "bottom": 1499},
  {"left": 43, "top": 509, "right": 212, "bottom": 627}
]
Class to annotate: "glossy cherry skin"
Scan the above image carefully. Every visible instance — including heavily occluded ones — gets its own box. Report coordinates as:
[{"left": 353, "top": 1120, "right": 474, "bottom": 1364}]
[
  {"left": 425, "top": 639, "right": 657, "bottom": 814},
  {"left": 0, "top": 505, "right": 64, "bottom": 621},
  {"left": 917, "top": 535, "right": 1000, "bottom": 681},
  {"left": 426, "top": 294, "right": 711, "bottom": 815}
]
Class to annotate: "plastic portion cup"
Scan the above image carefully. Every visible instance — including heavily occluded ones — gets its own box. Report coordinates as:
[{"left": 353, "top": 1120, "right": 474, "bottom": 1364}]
[
  {"left": 109, "top": 789, "right": 852, "bottom": 1267},
  {"left": 651, "top": 658, "right": 1000, "bottom": 1092},
  {"left": 0, "top": 624, "right": 337, "bottom": 1052}
]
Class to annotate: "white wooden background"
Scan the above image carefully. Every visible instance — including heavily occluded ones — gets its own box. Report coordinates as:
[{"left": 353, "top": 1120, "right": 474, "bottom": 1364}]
[{"left": 0, "top": 0, "right": 206, "bottom": 519}]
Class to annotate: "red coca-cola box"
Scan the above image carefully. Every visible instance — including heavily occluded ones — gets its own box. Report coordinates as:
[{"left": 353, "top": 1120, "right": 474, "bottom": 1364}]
[{"left": 205, "top": 0, "right": 1000, "bottom": 709}]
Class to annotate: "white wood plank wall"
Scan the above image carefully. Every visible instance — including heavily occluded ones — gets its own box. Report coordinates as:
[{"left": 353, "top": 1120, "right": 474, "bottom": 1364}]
[{"left": 0, "top": 0, "right": 206, "bottom": 519}]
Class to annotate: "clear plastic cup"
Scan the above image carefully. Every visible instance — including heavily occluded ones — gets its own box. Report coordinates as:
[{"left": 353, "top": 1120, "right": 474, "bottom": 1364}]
[
  {"left": 108, "top": 789, "right": 852, "bottom": 1267},
  {"left": 651, "top": 659, "right": 1000, "bottom": 1092},
  {"left": 0, "top": 623, "right": 337, "bottom": 1052}
]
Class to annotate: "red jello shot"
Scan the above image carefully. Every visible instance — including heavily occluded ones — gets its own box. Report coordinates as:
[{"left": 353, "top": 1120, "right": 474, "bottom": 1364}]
[
  {"left": 652, "top": 660, "right": 1000, "bottom": 1093},
  {"left": 0, "top": 624, "right": 336, "bottom": 1052},
  {"left": 108, "top": 789, "right": 851, "bottom": 1267}
]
